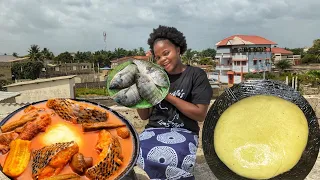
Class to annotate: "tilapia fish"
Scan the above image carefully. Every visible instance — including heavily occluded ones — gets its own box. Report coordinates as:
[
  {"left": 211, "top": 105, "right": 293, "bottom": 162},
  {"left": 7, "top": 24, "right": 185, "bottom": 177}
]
[
  {"left": 133, "top": 59, "right": 169, "bottom": 87},
  {"left": 32, "top": 141, "right": 79, "bottom": 180},
  {"left": 85, "top": 130, "right": 123, "bottom": 180},
  {"left": 46, "top": 99, "right": 108, "bottom": 124},
  {"left": 112, "top": 83, "right": 142, "bottom": 107},
  {"left": 109, "top": 63, "right": 138, "bottom": 89},
  {"left": 136, "top": 73, "right": 163, "bottom": 105}
]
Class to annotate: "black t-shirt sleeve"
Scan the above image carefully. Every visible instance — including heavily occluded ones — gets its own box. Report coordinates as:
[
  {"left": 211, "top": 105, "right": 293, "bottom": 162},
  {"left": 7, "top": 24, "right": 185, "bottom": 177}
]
[{"left": 190, "top": 68, "right": 213, "bottom": 104}]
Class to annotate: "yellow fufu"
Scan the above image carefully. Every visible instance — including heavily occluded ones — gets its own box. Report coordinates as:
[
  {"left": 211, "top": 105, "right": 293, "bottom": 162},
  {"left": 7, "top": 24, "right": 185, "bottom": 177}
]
[{"left": 214, "top": 95, "right": 308, "bottom": 179}]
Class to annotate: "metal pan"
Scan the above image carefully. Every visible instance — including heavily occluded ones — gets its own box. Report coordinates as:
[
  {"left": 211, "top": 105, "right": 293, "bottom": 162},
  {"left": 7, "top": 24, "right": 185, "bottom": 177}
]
[
  {"left": 202, "top": 79, "right": 320, "bottom": 180},
  {"left": 0, "top": 99, "right": 140, "bottom": 180}
]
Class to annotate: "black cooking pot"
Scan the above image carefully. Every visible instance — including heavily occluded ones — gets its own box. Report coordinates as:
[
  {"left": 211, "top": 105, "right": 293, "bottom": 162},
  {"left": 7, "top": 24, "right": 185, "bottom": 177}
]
[
  {"left": 202, "top": 79, "right": 320, "bottom": 180},
  {"left": 0, "top": 99, "right": 140, "bottom": 180}
]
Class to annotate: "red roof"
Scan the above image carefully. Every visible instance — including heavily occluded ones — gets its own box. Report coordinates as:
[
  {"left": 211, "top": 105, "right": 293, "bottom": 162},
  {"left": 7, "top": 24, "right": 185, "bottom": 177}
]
[
  {"left": 216, "top": 35, "right": 277, "bottom": 47},
  {"left": 269, "top": 47, "right": 293, "bottom": 54}
]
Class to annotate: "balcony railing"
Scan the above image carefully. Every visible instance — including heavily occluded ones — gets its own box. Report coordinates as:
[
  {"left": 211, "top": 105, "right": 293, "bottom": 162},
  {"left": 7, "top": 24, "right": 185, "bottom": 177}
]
[
  {"left": 250, "top": 64, "right": 271, "bottom": 72},
  {"left": 233, "top": 66, "right": 248, "bottom": 72},
  {"left": 215, "top": 53, "right": 232, "bottom": 58},
  {"left": 216, "top": 65, "right": 232, "bottom": 70}
]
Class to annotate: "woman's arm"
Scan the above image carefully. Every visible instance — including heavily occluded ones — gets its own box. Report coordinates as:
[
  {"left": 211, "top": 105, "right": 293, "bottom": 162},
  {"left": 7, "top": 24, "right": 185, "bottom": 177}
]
[
  {"left": 166, "top": 68, "right": 213, "bottom": 122},
  {"left": 136, "top": 108, "right": 153, "bottom": 120},
  {"left": 165, "top": 94, "right": 209, "bottom": 122}
]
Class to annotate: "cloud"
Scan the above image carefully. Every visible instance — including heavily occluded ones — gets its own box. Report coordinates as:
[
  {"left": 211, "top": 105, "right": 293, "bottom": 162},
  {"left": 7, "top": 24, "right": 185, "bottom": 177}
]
[{"left": 0, "top": 0, "right": 319, "bottom": 56}]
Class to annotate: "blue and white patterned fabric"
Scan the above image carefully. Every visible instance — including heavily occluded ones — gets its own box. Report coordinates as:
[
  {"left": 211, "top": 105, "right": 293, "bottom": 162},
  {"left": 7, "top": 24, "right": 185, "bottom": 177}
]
[{"left": 136, "top": 127, "right": 199, "bottom": 180}]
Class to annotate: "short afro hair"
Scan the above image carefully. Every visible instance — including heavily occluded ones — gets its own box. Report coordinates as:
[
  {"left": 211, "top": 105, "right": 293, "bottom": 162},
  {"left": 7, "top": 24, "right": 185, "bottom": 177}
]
[{"left": 147, "top": 25, "right": 187, "bottom": 55}]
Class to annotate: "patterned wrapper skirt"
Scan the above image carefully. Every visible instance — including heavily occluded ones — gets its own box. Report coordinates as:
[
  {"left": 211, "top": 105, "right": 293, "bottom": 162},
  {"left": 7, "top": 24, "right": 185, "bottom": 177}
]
[{"left": 136, "top": 127, "right": 199, "bottom": 180}]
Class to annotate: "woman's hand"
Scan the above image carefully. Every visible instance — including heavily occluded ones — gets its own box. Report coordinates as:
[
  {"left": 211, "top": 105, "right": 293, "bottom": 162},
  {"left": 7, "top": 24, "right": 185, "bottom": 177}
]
[{"left": 165, "top": 94, "right": 209, "bottom": 122}]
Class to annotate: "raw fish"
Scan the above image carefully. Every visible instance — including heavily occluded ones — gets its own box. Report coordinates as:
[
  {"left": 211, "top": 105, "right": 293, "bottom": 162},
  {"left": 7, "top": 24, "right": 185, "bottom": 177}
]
[
  {"left": 135, "top": 73, "right": 163, "bottom": 105},
  {"left": 112, "top": 84, "right": 142, "bottom": 107},
  {"left": 109, "top": 63, "right": 139, "bottom": 89},
  {"left": 133, "top": 60, "right": 169, "bottom": 87}
]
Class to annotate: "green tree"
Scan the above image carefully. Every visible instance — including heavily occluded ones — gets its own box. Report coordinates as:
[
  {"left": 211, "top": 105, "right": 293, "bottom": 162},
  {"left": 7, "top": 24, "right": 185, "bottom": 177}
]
[
  {"left": 137, "top": 47, "right": 145, "bottom": 56},
  {"left": 12, "top": 52, "right": 18, "bottom": 57},
  {"left": 28, "top": 45, "right": 42, "bottom": 61},
  {"left": 0, "top": 79, "right": 8, "bottom": 91},
  {"left": 74, "top": 51, "right": 86, "bottom": 63},
  {"left": 132, "top": 48, "right": 139, "bottom": 56},
  {"left": 199, "top": 57, "right": 214, "bottom": 65},
  {"left": 302, "top": 54, "right": 318, "bottom": 64},
  {"left": 275, "top": 59, "right": 292, "bottom": 73},
  {"left": 102, "top": 50, "right": 114, "bottom": 66},
  {"left": 113, "top": 48, "right": 127, "bottom": 59},
  {"left": 182, "top": 49, "right": 196, "bottom": 65},
  {"left": 54, "top": 52, "right": 73, "bottom": 63},
  {"left": 307, "top": 39, "right": 320, "bottom": 59},
  {"left": 11, "top": 61, "right": 43, "bottom": 80},
  {"left": 41, "top": 48, "right": 54, "bottom": 60},
  {"left": 200, "top": 48, "right": 216, "bottom": 59},
  {"left": 306, "top": 70, "right": 320, "bottom": 78},
  {"left": 23, "top": 61, "right": 44, "bottom": 79},
  {"left": 285, "top": 48, "right": 305, "bottom": 58}
]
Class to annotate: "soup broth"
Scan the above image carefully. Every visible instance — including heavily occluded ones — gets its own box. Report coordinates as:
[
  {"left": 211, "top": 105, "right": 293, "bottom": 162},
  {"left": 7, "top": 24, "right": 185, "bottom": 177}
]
[{"left": 0, "top": 101, "right": 134, "bottom": 180}]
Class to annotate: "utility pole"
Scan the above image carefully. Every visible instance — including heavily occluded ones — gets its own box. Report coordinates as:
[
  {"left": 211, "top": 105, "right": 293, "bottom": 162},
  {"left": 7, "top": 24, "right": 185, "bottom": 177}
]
[
  {"left": 295, "top": 76, "right": 298, "bottom": 91},
  {"left": 103, "top": 31, "right": 107, "bottom": 51}
]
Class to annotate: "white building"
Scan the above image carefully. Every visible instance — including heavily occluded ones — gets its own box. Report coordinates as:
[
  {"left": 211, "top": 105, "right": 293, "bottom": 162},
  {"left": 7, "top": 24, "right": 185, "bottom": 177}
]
[
  {"left": 213, "top": 35, "right": 277, "bottom": 84},
  {"left": 271, "top": 47, "right": 301, "bottom": 65},
  {"left": 4, "top": 75, "right": 76, "bottom": 103}
]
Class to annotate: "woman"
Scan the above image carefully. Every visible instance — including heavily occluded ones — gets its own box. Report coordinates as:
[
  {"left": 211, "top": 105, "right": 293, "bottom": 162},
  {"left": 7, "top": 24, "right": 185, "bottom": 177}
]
[{"left": 136, "top": 25, "right": 213, "bottom": 180}]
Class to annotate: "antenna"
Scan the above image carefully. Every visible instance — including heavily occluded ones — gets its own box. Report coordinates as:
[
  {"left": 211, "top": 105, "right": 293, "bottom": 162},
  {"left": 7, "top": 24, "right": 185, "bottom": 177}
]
[{"left": 103, "top": 31, "right": 107, "bottom": 51}]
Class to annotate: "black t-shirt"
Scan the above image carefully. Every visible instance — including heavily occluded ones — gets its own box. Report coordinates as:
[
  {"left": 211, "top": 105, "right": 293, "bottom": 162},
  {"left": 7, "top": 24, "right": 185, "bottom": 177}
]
[{"left": 146, "top": 65, "right": 213, "bottom": 135}]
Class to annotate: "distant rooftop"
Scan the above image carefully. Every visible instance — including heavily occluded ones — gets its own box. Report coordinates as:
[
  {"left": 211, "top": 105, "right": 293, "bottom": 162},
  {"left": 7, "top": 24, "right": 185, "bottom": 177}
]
[
  {"left": 4, "top": 75, "right": 77, "bottom": 88},
  {"left": 216, "top": 35, "right": 277, "bottom": 47},
  {"left": 100, "top": 66, "right": 112, "bottom": 70},
  {"left": 0, "top": 91, "right": 21, "bottom": 102},
  {"left": 8, "top": 57, "right": 30, "bottom": 62},
  {"left": 0, "top": 55, "right": 29, "bottom": 62},
  {"left": 0, "top": 55, "right": 16, "bottom": 62},
  {"left": 270, "top": 47, "right": 293, "bottom": 54},
  {"left": 110, "top": 56, "right": 150, "bottom": 63}
]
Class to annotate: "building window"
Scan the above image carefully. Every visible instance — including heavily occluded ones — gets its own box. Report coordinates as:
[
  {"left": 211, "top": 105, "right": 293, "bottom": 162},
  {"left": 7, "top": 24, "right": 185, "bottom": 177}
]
[
  {"left": 254, "top": 60, "right": 257, "bottom": 65},
  {"left": 242, "top": 61, "right": 246, "bottom": 66}
]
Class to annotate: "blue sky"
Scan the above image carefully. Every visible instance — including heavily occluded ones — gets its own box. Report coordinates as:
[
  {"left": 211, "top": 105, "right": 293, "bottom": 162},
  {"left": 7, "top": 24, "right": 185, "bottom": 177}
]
[{"left": 0, "top": 0, "right": 319, "bottom": 55}]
